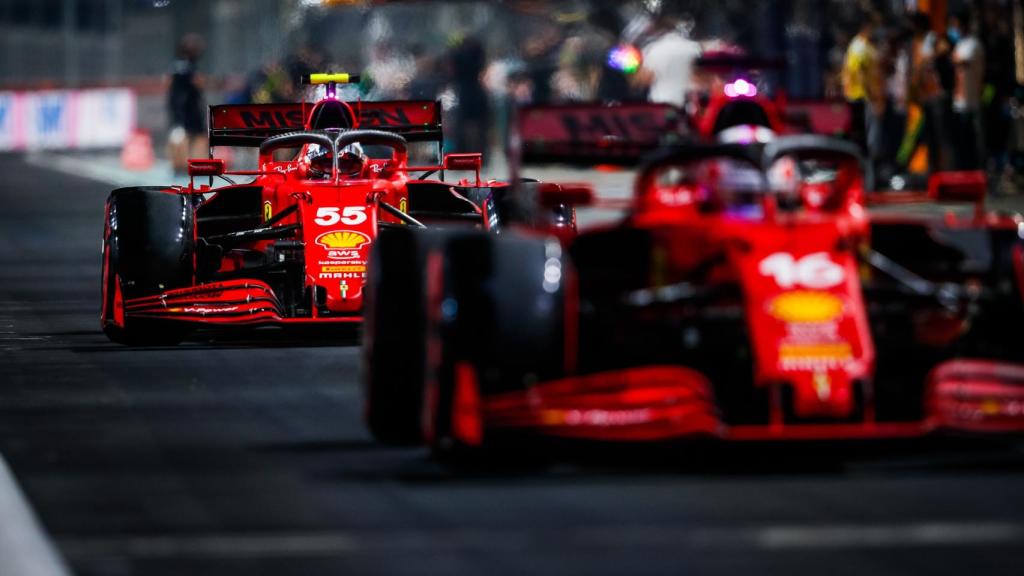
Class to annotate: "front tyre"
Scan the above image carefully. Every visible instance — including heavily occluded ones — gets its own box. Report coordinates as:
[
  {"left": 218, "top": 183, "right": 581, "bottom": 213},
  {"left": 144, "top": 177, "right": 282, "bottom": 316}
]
[
  {"left": 427, "top": 233, "right": 567, "bottom": 462},
  {"left": 101, "top": 187, "right": 194, "bottom": 346},
  {"left": 362, "top": 227, "right": 437, "bottom": 444}
]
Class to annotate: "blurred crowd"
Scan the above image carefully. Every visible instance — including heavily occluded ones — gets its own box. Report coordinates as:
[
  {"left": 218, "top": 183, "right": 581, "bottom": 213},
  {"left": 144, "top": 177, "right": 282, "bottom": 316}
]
[
  {"left": 166, "top": 1, "right": 1022, "bottom": 188},
  {"left": 833, "top": 5, "right": 1018, "bottom": 188}
]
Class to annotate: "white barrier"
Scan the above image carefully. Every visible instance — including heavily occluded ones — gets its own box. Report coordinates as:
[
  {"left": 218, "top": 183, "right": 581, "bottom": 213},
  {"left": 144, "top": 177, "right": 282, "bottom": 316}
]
[{"left": 0, "top": 88, "right": 136, "bottom": 151}]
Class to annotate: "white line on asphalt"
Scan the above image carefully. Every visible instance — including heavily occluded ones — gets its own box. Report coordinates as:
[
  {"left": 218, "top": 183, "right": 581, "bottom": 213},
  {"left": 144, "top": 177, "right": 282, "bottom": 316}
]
[
  {"left": 57, "top": 521, "right": 1024, "bottom": 560},
  {"left": 690, "top": 522, "right": 1024, "bottom": 549},
  {"left": 0, "top": 455, "right": 72, "bottom": 576}
]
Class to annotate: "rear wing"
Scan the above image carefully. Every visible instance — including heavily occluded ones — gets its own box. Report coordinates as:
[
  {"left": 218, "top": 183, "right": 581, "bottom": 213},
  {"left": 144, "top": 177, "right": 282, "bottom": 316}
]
[
  {"left": 208, "top": 100, "right": 443, "bottom": 147},
  {"left": 514, "top": 103, "right": 688, "bottom": 166}
]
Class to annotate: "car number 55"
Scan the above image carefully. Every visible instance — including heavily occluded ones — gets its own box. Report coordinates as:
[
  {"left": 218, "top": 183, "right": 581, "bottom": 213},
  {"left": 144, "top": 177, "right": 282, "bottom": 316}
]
[{"left": 315, "top": 206, "right": 367, "bottom": 226}]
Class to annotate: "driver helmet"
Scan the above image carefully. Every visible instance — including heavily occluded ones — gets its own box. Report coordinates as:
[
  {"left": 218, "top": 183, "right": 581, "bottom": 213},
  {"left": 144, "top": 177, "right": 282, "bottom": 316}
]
[
  {"left": 306, "top": 142, "right": 367, "bottom": 178},
  {"left": 337, "top": 142, "right": 366, "bottom": 178},
  {"left": 307, "top": 144, "right": 332, "bottom": 179}
]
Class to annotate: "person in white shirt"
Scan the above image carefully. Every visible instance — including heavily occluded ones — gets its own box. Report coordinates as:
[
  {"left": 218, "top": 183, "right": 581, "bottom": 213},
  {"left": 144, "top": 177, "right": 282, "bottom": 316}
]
[
  {"left": 949, "top": 9, "right": 986, "bottom": 169},
  {"left": 636, "top": 15, "right": 702, "bottom": 108}
]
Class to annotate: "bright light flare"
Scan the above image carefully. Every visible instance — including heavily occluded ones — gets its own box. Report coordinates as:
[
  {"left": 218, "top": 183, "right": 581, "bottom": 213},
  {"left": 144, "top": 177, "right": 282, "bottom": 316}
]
[
  {"left": 724, "top": 78, "right": 757, "bottom": 98},
  {"left": 608, "top": 44, "right": 642, "bottom": 75}
]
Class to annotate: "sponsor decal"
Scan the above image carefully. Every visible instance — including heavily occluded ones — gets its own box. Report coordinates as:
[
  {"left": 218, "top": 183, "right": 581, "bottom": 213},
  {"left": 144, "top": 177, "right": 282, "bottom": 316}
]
[
  {"left": 319, "top": 259, "right": 365, "bottom": 266},
  {"left": 556, "top": 109, "right": 671, "bottom": 145},
  {"left": 324, "top": 250, "right": 361, "bottom": 261},
  {"left": 168, "top": 305, "right": 240, "bottom": 314},
  {"left": 273, "top": 163, "right": 301, "bottom": 174},
  {"left": 320, "top": 265, "right": 366, "bottom": 273},
  {"left": 315, "top": 230, "right": 370, "bottom": 250},
  {"left": 778, "top": 342, "right": 852, "bottom": 370},
  {"left": 318, "top": 272, "right": 366, "bottom": 279},
  {"left": 359, "top": 107, "right": 411, "bottom": 128},
  {"left": 238, "top": 109, "right": 304, "bottom": 130},
  {"left": 768, "top": 291, "right": 843, "bottom": 323},
  {"left": 540, "top": 408, "right": 654, "bottom": 426},
  {"left": 215, "top": 102, "right": 436, "bottom": 132},
  {"left": 813, "top": 371, "right": 832, "bottom": 400}
]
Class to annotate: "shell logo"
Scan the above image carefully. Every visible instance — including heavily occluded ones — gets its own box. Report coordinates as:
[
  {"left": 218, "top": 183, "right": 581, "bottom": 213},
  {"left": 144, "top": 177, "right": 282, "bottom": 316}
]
[
  {"left": 316, "top": 230, "right": 370, "bottom": 250},
  {"left": 769, "top": 291, "right": 843, "bottom": 323}
]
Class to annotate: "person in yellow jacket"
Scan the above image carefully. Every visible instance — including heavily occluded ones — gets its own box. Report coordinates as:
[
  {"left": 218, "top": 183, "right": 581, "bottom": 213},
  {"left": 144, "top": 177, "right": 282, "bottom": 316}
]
[{"left": 842, "top": 12, "right": 884, "bottom": 159}]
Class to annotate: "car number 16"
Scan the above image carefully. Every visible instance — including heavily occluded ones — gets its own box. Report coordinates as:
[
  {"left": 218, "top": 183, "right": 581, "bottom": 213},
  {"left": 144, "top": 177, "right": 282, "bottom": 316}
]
[{"left": 759, "top": 252, "right": 844, "bottom": 289}]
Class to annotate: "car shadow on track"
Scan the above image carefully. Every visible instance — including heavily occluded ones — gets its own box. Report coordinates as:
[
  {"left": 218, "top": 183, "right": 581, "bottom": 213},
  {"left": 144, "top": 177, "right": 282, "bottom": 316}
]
[
  {"left": 257, "top": 435, "right": 1024, "bottom": 485},
  {"left": 64, "top": 326, "right": 363, "bottom": 352}
]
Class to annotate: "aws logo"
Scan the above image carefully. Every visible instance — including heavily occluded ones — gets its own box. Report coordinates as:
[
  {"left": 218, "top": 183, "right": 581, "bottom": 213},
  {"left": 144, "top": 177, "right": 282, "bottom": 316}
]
[{"left": 316, "top": 230, "right": 370, "bottom": 250}]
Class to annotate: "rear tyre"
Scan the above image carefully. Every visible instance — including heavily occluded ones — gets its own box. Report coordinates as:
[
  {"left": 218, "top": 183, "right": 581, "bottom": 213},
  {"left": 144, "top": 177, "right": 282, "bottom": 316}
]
[{"left": 101, "top": 187, "right": 194, "bottom": 346}]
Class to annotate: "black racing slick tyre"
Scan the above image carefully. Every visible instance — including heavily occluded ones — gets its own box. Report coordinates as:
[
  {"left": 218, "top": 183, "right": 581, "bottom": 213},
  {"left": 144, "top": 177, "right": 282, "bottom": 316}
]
[
  {"left": 362, "top": 227, "right": 440, "bottom": 445},
  {"left": 427, "top": 233, "right": 567, "bottom": 461},
  {"left": 101, "top": 187, "right": 194, "bottom": 346}
]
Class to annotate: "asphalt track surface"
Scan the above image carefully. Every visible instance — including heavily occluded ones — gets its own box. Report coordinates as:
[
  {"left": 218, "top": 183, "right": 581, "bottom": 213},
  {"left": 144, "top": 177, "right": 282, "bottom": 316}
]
[{"left": 2, "top": 153, "right": 1024, "bottom": 576}]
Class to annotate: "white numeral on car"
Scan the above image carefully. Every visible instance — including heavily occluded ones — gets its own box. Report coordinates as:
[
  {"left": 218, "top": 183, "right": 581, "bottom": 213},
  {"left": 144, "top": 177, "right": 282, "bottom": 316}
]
[
  {"left": 759, "top": 252, "right": 844, "bottom": 289},
  {"left": 340, "top": 206, "right": 367, "bottom": 225},
  {"left": 314, "top": 207, "right": 341, "bottom": 226},
  {"left": 315, "top": 206, "right": 367, "bottom": 226}
]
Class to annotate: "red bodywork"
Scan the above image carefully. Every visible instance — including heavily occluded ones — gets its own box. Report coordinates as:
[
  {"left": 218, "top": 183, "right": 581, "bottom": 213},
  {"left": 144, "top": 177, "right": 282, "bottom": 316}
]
[
  {"left": 453, "top": 130, "right": 1024, "bottom": 445},
  {"left": 106, "top": 95, "right": 494, "bottom": 331}
]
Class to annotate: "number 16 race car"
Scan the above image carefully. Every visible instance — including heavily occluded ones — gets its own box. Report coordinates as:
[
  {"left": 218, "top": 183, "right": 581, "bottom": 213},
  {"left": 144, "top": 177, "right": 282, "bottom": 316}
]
[
  {"left": 362, "top": 102, "right": 1024, "bottom": 458},
  {"left": 100, "top": 73, "right": 558, "bottom": 345}
]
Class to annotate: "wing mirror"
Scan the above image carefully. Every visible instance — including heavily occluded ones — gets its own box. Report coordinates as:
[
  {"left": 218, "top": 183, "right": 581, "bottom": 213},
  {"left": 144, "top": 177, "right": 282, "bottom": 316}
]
[
  {"left": 537, "top": 182, "right": 594, "bottom": 207},
  {"left": 928, "top": 171, "right": 986, "bottom": 203},
  {"left": 187, "top": 158, "right": 226, "bottom": 178},
  {"left": 443, "top": 153, "right": 482, "bottom": 172}
]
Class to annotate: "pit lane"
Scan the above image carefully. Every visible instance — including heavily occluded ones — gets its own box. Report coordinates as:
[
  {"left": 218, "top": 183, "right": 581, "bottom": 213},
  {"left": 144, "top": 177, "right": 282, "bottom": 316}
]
[{"left": 1, "top": 153, "right": 1024, "bottom": 576}]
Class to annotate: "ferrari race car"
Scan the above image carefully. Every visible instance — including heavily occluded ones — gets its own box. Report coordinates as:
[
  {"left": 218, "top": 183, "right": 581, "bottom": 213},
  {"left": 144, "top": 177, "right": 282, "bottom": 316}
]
[
  {"left": 690, "top": 53, "right": 852, "bottom": 146},
  {"left": 101, "top": 73, "right": 568, "bottom": 345},
  {"left": 362, "top": 105, "right": 1024, "bottom": 457}
]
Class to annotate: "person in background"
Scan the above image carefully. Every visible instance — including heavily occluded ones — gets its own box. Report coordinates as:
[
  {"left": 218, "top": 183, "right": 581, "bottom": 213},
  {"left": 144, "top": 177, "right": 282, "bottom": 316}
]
[
  {"left": 449, "top": 35, "right": 489, "bottom": 154},
  {"left": 247, "top": 60, "right": 295, "bottom": 104},
  {"left": 552, "top": 35, "right": 599, "bottom": 103},
  {"left": 909, "top": 11, "right": 951, "bottom": 172},
  {"left": 166, "top": 34, "right": 206, "bottom": 176},
  {"left": 980, "top": 3, "right": 1014, "bottom": 184},
  {"left": 949, "top": 9, "right": 985, "bottom": 170},
  {"left": 880, "top": 21, "right": 911, "bottom": 181},
  {"left": 825, "top": 29, "right": 851, "bottom": 99},
  {"left": 841, "top": 12, "right": 883, "bottom": 161},
  {"left": 406, "top": 45, "right": 442, "bottom": 101},
  {"left": 522, "top": 24, "right": 563, "bottom": 105},
  {"left": 635, "top": 12, "right": 701, "bottom": 108},
  {"left": 587, "top": 4, "right": 633, "bottom": 103}
]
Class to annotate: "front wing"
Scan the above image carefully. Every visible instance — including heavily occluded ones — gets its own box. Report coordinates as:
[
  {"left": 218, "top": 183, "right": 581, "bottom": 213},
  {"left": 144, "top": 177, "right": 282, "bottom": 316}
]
[
  {"left": 454, "top": 360, "right": 1024, "bottom": 443},
  {"left": 120, "top": 280, "right": 361, "bottom": 326}
]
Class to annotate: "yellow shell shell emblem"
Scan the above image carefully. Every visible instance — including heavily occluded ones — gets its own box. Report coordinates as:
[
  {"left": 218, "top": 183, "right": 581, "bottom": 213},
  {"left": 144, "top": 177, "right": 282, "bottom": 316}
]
[
  {"left": 769, "top": 291, "right": 843, "bottom": 323},
  {"left": 316, "top": 230, "right": 370, "bottom": 249}
]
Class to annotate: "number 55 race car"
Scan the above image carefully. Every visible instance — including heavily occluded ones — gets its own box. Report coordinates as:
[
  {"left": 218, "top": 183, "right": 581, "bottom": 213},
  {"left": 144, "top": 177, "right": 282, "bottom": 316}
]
[
  {"left": 100, "top": 73, "right": 554, "bottom": 345},
  {"left": 363, "top": 104, "right": 1024, "bottom": 459}
]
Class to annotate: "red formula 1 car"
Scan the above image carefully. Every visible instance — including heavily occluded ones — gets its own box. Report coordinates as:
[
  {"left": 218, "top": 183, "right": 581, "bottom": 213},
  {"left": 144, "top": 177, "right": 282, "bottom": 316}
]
[
  {"left": 363, "top": 107, "right": 1024, "bottom": 457},
  {"left": 689, "top": 54, "right": 851, "bottom": 145},
  {"left": 101, "top": 74, "right": 549, "bottom": 345}
]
